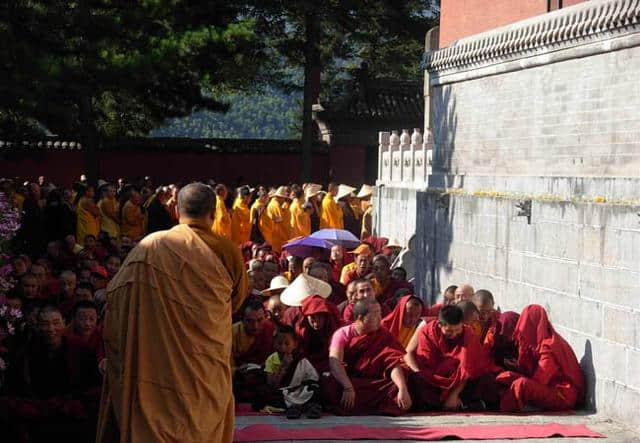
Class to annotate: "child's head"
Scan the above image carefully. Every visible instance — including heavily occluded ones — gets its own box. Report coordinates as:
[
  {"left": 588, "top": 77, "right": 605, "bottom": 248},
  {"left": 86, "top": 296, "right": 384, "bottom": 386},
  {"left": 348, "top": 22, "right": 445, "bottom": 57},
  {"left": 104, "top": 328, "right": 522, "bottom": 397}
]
[{"left": 274, "top": 325, "right": 298, "bottom": 356}]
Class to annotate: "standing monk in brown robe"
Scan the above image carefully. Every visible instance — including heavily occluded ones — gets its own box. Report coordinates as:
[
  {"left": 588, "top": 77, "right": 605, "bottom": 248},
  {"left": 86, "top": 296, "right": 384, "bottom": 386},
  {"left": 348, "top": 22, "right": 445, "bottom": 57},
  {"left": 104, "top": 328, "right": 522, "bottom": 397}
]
[{"left": 96, "top": 183, "right": 248, "bottom": 443}]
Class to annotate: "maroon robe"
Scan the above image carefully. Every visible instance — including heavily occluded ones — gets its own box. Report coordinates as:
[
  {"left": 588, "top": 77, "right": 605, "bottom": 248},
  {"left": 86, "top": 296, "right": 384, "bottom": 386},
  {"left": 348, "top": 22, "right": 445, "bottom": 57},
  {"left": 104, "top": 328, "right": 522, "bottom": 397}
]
[
  {"left": 483, "top": 311, "right": 519, "bottom": 367},
  {"left": 498, "top": 305, "right": 584, "bottom": 412},
  {"left": 296, "top": 296, "right": 342, "bottom": 372},
  {"left": 380, "top": 295, "right": 426, "bottom": 342},
  {"left": 322, "top": 327, "right": 408, "bottom": 416},
  {"left": 415, "top": 319, "right": 499, "bottom": 402}
]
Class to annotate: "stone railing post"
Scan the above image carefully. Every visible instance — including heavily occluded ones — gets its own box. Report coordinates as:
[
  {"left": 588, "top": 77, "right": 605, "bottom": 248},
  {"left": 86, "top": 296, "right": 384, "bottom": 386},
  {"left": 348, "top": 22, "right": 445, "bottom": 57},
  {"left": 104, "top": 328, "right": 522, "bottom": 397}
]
[
  {"left": 390, "top": 130, "right": 402, "bottom": 183},
  {"left": 378, "top": 131, "right": 391, "bottom": 184},
  {"left": 410, "top": 128, "right": 424, "bottom": 184},
  {"left": 401, "top": 129, "right": 413, "bottom": 184}
]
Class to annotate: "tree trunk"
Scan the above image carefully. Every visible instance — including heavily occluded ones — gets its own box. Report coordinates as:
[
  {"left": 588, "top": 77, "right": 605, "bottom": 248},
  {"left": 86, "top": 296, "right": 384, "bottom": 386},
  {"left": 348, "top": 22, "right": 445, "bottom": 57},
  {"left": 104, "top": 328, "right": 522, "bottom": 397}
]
[
  {"left": 80, "top": 95, "right": 99, "bottom": 187},
  {"left": 301, "top": 11, "right": 321, "bottom": 183}
]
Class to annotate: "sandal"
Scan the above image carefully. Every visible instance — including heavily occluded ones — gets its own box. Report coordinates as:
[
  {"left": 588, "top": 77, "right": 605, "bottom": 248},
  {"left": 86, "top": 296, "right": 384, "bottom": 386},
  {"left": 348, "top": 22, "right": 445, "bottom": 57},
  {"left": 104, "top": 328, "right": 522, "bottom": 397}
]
[
  {"left": 305, "top": 402, "right": 322, "bottom": 419},
  {"left": 286, "top": 406, "right": 302, "bottom": 419}
]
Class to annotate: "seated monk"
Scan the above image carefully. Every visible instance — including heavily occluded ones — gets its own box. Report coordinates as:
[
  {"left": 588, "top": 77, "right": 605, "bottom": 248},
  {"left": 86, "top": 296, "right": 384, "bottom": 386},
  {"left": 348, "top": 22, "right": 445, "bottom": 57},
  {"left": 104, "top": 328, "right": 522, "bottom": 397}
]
[
  {"left": 66, "top": 300, "right": 106, "bottom": 374},
  {"left": 323, "top": 299, "right": 412, "bottom": 416},
  {"left": 381, "top": 295, "right": 425, "bottom": 348},
  {"left": 339, "top": 244, "right": 373, "bottom": 285},
  {"left": 337, "top": 280, "right": 357, "bottom": 318},
  {"left": 484, "top": 311, "right": 520, "bottom": 368},
  {"left": 1, "top": 305, "right": 101, "bottom": 442},
  {"left": 309, "top": 262, "right": 346, "bottom": 305},
  {"left": 370, "top": 255, "right": 412, "bottom": 308},
  {"left": 232, "top": 301, "right": 275, "bottom": 403},
  {"left": 498, "top": 305, "right": 584, "bottom": 412},
  {"left": 473, "top": 289, "right": 500, "bottom": 339},
  {"left": 429, "top": 284, "right": 457, "bottom": 317},
  {"left": 405, "top": 305, "right": 500, "bottom": 411},
  {"left": 266, "top": 294, "right": 287, "bottom": 328},
  {"left": 296, "top": 295, "right": 342, "bottom": 373},
  {"left": 454, "top": 284, "right": 474, "bottom": 303},
  {"left": 341, "top": 279, "right": 391, "bottom": 323},
  {"left": 232, "top": 300, "right": 275, "bottom": 368},
  {"left": 457, "top": 300, "right": 484, "bottom": 340}
]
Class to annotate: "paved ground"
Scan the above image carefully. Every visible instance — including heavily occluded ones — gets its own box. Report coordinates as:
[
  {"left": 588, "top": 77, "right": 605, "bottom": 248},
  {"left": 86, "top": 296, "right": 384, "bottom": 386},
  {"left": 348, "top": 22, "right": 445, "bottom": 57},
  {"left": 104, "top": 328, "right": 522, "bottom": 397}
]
[{"left": 234, "top": 411, "right": 639, "bottom": 442}]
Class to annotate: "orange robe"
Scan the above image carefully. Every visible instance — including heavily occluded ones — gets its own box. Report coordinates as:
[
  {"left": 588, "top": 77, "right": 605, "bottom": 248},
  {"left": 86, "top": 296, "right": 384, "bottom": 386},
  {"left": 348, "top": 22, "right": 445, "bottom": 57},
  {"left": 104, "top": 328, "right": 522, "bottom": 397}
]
[
  {"left": 264, "top": 198, "right": 287, "bottom": 253},
  {"left": 231, "top": 198, "right": 251, "bottom": 245},
  {"left": 121, "top": 201, "right": 145, "bottom": 240},
  {"left": 212, "top": 195, "right": 232, "bottom": 239},
  {"left": 77, "top": 197, "right": 100, "bottom": 244},
  {"left": 289, "top": 197, "right": 310, "bottom": 239},
  {"left": 320, "top": 193, "right": 343, "bottom": 229},
  {"left": 98, "top": 197, "right": 120, "bottom": 240},
  {"left": 96, "top": 222, "right": 247, "bottom": 443}
]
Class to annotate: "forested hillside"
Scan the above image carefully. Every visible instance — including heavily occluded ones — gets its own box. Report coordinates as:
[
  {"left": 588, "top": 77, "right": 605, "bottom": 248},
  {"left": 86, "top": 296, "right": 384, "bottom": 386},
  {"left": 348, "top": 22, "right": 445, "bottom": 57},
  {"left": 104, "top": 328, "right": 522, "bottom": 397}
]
[{"left": 151, "top": 89, "right": 301, "bottom": 139}]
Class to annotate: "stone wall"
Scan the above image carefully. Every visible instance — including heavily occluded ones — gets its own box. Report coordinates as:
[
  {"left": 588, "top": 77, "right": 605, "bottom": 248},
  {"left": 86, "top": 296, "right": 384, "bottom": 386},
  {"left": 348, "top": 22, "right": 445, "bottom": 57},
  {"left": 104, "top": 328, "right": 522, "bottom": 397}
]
[{"left": 376, "top": 0, "right": 640, "bottom": 431}]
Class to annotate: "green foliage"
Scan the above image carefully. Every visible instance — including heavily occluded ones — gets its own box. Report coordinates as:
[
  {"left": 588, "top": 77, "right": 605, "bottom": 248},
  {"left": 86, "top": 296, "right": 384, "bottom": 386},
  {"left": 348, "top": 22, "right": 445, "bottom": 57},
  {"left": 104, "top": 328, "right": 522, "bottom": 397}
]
[
  {"left": 151, "top": 89, "right": 302, "bottom": 139},
  {"left": 0, "top": 1, "right": 267, "bottom": 139}
]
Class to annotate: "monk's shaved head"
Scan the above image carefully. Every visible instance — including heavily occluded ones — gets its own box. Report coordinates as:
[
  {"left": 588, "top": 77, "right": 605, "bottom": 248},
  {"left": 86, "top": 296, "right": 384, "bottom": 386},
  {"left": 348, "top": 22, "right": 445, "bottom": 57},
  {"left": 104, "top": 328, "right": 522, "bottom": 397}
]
[{"left": 178, "top": 182, "right": 215, "bottom": 219}]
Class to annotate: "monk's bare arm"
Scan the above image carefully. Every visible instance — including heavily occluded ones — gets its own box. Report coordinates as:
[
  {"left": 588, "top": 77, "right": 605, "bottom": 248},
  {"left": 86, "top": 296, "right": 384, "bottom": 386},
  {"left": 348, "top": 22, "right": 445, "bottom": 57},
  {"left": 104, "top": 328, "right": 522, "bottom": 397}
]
[
  {"left": 404, "top": 321, "right": 424, "bottom": 372},
  {"left": 390, "top": 366, "right": 408, "bottom": 391},
  {"left": 329, "top": 348, "right": 353, "bottom": 390}
]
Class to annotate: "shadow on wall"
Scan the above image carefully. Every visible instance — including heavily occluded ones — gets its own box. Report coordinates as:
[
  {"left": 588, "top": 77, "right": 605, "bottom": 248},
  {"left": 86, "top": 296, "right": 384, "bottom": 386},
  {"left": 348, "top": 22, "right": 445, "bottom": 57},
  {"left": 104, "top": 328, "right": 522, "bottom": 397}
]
[
  {"left": 414, "top": 83, "right": 458, "bottom": 304},
  {"left": 431, "top": 83, "right": 458, "bottom": 175},
  {"left": 580, "top": 339, "right": 597, "bottom": 412}
]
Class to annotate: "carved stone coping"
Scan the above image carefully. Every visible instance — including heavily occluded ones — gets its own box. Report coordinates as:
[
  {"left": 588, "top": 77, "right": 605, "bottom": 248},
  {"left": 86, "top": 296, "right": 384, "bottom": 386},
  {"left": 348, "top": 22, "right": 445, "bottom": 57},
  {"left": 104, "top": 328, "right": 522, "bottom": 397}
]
[{"left": 423, "top": 0, "right": 640, "bottom": 74}]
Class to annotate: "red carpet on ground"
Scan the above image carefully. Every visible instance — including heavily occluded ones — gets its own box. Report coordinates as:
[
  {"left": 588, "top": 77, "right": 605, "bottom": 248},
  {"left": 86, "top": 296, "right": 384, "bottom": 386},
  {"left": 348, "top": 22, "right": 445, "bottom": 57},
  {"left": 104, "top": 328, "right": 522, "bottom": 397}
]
[{"left": 234, "top": 423, "right": 603, "bottom": 442}]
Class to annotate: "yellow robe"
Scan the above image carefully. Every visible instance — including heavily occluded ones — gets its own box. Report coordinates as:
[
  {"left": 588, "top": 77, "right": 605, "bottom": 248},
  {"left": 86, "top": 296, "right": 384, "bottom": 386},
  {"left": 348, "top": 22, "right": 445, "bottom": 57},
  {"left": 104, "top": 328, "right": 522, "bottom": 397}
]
[
  {"left": 121, "top": 201, "right": 144, "bottom": 240},
  {"left": 265, "top": 198, "right": 287, "bottom": 253},
  {"left": 231, "top": 198, "right": 251, "bottom": 245},
  {"left": 251, "top": 200, "right": 271, "bottom": 244},
  {"left": 231, "top": 322, "right": 254, "bottom": 369},
  {"left": 96, "top": 222, "right": 247, "bottom": 443},
  {"left": 77, "top": 197, "right": 100, "bottom": 244},
  {"left": 397, "top": 326, "right": 418, "bottom": 348},
  {"left": 98, "top": 198, "right": 120, "bottom": 240},
  {"left": 320, "top": 193, "right": 343, "bottom": 229},
  {"left": 212, "top": 196, "right": 232, "bottom": 239},
  {"left": 289, "top": 197, "right": 310, "bottom": 239}
]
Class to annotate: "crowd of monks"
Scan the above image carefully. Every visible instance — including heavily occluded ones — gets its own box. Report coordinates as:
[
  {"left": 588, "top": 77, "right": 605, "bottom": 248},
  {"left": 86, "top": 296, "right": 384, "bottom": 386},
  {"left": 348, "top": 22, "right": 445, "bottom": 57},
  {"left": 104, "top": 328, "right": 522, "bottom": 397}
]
[{"left": 0, "top": 175, "right": 585, "bottom": 442}]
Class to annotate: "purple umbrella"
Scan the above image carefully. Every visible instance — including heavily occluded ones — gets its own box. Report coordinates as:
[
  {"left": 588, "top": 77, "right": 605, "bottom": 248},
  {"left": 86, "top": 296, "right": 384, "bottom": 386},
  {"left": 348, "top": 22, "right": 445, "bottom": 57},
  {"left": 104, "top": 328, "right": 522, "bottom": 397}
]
[
  {"left": 282, "top": 236, "right": 333, "bottom": 258},
  {"left": 309, "top": 229, "right": 361, "bottom": 249}
]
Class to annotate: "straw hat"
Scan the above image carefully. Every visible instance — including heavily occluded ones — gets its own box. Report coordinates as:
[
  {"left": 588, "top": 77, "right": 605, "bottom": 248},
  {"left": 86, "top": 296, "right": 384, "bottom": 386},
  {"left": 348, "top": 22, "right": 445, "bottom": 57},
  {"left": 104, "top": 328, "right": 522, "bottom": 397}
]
[
  {"left": 385, "top": 238, "right": 404, "bottom": 249},
  {"left": 274, "top": 186, "right": 290, "bottom": 199},
  {"left": 280, "top": 274, "right": 332, "bottom": 307},
  {"left": 261, "top": 275, "right": 290, "bottom": 296},
  {"left": 336, "top": 184, "right": 356, "bottom": 201},
  {"left": 356, "top": 184, "right": 373, "bottom": 199},
  {"left": 305, "top": 184, "right": 322, "bottom": 199}
]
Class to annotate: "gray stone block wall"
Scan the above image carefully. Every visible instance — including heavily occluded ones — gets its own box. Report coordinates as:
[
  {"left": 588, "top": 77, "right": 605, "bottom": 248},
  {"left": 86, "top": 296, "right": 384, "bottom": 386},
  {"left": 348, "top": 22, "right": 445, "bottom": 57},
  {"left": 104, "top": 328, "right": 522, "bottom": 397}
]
[
  {"left": 431, "top": 43, "right": 640, "bottom": 178},
  {"left": 381, "top": 191, "right": 640, "bottom": 430}
]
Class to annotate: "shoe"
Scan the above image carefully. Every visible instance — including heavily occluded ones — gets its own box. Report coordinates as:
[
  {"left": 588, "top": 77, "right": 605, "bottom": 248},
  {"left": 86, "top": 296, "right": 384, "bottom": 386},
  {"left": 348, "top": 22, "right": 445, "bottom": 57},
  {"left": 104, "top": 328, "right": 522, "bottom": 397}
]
[
  {"left": 463, "top": 400, "right": 487, "bottom": 411},
  {"left": 286, "top": 406, "right": 302, "bottom": 419},
  {"left": 305, "top": 402, "right": 322, "bottom": 419}
]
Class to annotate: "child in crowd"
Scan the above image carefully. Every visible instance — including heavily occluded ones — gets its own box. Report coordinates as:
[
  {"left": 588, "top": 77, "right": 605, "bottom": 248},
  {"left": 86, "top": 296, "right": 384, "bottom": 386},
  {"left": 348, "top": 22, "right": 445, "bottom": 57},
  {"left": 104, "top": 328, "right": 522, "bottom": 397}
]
[{"left": 263, "top": 326, "right": 321, "bottom": 419}]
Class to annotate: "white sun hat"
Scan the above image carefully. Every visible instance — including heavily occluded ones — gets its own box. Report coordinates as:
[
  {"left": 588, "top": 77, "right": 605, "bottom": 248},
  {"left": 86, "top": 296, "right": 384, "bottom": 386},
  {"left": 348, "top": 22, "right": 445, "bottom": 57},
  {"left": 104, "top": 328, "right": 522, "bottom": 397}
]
[{"left": 280, "top": 273, "right": 332, "bottom": 307}]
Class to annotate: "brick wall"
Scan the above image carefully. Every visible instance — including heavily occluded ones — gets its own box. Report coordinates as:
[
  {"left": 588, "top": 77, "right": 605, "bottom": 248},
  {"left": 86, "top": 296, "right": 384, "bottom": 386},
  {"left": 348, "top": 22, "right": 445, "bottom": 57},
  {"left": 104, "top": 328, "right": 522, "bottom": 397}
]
[
  {"left": 0, "top": 149, "right": 331, "bottom": 188},
  {"left": 440, "top": 0, "right": 588, "bottom": 47}
]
